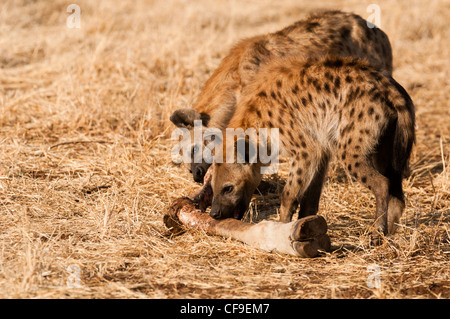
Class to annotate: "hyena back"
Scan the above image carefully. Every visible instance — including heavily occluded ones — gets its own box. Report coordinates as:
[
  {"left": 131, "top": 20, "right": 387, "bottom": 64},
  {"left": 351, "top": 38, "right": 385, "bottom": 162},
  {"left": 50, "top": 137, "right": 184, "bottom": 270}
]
[
  {"left": 210, "top": 56, "right": 415, "bottom": 243},
  {"left": 170, "top": 10, "right": 393, "bottom": 182}
]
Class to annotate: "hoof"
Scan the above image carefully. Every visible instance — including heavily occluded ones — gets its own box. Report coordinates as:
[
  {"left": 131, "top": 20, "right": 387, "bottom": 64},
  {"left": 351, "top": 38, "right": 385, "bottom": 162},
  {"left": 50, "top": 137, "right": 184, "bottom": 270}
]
[
  {"left": 292, "top": 234, "right": 331, "bottom": 258},
  {"left": 291, "top": 215, "right": 327, "bottom": 241}
]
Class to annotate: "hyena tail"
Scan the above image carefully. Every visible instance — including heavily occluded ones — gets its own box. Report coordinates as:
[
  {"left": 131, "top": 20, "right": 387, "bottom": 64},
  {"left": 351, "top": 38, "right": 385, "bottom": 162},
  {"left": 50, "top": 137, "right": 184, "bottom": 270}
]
[{"left": 390, "top": 79, "right": 416, "bottom": 174}]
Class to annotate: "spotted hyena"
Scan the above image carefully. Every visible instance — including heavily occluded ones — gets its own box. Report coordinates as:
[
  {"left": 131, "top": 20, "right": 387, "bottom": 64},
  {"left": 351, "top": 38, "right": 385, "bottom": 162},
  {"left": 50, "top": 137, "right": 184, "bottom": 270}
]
[
  {"left": 170, "top": 10, "right": 393, "bottom": 182},
  {"left": 209, "top": 56, "right": 415, "bottom": 243}
]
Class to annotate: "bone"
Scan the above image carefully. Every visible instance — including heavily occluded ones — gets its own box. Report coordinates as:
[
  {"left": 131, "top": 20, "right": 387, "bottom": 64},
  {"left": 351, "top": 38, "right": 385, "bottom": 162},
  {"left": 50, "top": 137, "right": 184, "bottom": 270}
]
[
  {"left": 188, "top": 166, "right": 214, "bottom": 211},
  {"left": 164, "top": 197, "right": 330, "bottom": 257}
]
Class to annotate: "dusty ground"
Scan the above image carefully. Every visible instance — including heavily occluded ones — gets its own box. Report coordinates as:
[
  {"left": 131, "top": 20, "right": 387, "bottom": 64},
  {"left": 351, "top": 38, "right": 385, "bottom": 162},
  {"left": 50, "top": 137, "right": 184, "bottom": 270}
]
[{"left": 0, "top": 0, "right": 449, "bottom": 298}]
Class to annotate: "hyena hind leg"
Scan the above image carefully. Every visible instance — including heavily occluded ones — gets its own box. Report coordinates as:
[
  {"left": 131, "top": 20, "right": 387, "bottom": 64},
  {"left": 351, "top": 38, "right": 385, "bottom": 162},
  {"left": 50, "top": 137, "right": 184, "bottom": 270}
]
[
  {"left": 383, "top": 168, "right": 405, "bottom": 234},
  {"left": 371, "top": 129, "right": 406, "bottom": 235},
  {"left": 343, "top": 154, "right": 390, "bottom": 243}
]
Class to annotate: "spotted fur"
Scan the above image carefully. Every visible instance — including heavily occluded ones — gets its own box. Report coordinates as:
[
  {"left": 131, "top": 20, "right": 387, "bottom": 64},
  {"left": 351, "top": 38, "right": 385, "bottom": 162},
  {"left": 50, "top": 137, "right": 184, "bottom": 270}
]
[
  {"left": 170, "top": 10, "right": 393, "bottom": 182},
  {"left": 210, "top": 56, "right": 415, "bottom": 243}
]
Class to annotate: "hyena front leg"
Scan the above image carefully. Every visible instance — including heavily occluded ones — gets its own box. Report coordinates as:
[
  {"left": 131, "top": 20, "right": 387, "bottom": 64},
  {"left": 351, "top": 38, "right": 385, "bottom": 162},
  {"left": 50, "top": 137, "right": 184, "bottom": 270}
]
[
  {"left": 279, "top": 152, "right": 319, "bottom": 223},
  {"left": 298, "top": 153, "right": 330, "bottom": 218}
]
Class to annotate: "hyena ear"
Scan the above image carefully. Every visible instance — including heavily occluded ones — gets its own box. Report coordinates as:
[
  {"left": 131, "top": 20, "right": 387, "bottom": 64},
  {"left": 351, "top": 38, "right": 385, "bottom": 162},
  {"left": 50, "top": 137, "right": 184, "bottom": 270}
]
[
  {"left": 235, "top": 138, "right": 257, "bottom": 164},
  {"left": 170, "top": 109, "right": 210, "bottom": 128},
  {"left": 170, "top": 109, "right": 200, "bottom": 128}
]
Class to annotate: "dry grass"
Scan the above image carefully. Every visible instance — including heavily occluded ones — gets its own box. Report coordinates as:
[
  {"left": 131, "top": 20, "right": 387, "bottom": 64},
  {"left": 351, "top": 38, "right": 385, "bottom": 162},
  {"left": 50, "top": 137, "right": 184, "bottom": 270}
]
[{"left": 0, "top": 0, "right": 449, "bottom": 299}]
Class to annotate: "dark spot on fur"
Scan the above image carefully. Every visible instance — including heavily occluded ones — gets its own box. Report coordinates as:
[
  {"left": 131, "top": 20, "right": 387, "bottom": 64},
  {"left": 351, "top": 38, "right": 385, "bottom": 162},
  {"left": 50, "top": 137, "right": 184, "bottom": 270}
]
[
  {"left": 345, "top": 59, "right": 358, "bottom": 68},
  {"left": 334, "top": 77, "right": 341, "bottom": 90},
  {"left": 369, "top": 71, "right": 383, "bottom": 82},
  {"left": 313, "top": 79, "right": 321, "bottom": 92},
  {"left": 250, "top": 55, "right": 260, "bottom": 66},
  {"left": 383, "top": 94, "right": 394, "bottom": 110},
  {"left": 258, "top": 91, "right": 267, "bottom": 98},
  {"left": 370, "top": 92, "right": 381, "bottom": 102},
  {"left": 305, "top": 21, "right": 320, "bottom": 32},
  {"left": 271, "top": 91, "right": 277, "bottom": 99},
  {"left": 324, "top": 83, "right": 330, "bottom": 93},
  {"left": 358, "top": 111, "right": 364, "bottom": 120},
  {"left": 345, "top": 75, "right": 352, "bottom": 83},
  {"left": 301, "top": 97, "right": 307, "bottom": 106},
  {"left": 301, "top": 151, "right": 308, "bottom": 159},
  {"left": 350, "top": 108, "right": 355, "bottom": 117},
  {"left": 323, "top": 57, "right": 344, "bottom": 68},
  {"left": 276, "top": 80, "right": 282, "bottom": 88},
  {"left": 279, "top": 66, "right": 291, "bottom": 74},
  {"left": 296, "top": 168, "right": 303, "bottom": 175},
  {"left": 361, "top": 176, "right": 367, "bottom": 183}
]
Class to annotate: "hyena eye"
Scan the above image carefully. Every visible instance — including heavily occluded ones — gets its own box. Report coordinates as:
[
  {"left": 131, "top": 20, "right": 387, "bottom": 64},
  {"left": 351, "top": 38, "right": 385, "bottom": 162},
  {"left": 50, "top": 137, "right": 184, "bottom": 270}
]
[{"left": 221, "top": 185, "right": 234, "bottom": 195}]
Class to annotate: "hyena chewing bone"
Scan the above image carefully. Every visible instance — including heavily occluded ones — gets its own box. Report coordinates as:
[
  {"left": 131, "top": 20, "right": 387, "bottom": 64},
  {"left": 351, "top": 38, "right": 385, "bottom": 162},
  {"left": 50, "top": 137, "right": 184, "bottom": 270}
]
[{"left": 164, "top": 197, "right": 330, "bottom": 258}]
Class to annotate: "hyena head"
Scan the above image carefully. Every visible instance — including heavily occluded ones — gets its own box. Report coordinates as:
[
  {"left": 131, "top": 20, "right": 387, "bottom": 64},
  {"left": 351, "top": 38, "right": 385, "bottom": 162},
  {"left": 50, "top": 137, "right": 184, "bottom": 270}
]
[
  {"left": 209, "top": 138, "right": 262, "bottom": 220},
  {"left": 170, "top": 108, "right": 211, "bottom": 183}
]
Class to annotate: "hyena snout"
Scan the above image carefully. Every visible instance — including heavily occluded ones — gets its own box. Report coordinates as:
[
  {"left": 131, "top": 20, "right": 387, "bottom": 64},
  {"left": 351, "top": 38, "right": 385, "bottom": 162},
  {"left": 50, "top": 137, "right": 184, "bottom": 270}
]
[
  {"left": 210, "top": 196, "right": 247, "bottom": 220},
  {"left": 209, "top": 204, "right": 223, "bottom": 219},
  {"left": 191, "top": 162, "right": 211, "bottom": 183}
]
